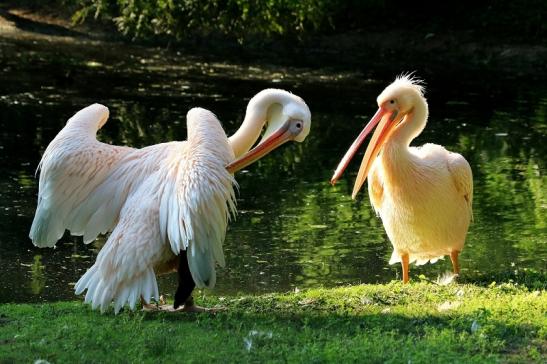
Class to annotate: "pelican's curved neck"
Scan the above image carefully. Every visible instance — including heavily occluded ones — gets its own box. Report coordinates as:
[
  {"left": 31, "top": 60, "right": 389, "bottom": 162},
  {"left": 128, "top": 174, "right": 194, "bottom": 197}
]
[
  {"left": 390, "top": 95, "right": 429, "bottom": 149},
  {"left": 229, "top": 90, "right": 284, "bottom": 158}
]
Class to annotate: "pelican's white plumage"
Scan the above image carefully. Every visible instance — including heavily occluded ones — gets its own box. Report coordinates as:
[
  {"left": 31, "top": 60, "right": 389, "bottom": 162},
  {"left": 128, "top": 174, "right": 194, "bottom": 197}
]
[
  {"left": 30, "top": 90, "right": 311, "bottom": 313},
  {"left": 29, "top": 104, "right": 134, "bottom": 246},
  {"left": 332, "top": 75, "right": 473, "bottom": 282}
]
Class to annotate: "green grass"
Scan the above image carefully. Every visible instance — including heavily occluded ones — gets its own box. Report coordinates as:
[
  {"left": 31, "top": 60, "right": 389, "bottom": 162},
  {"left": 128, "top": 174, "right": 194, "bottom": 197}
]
[{"left": 1, "top": 281, "right": 545, "bottom": 363}]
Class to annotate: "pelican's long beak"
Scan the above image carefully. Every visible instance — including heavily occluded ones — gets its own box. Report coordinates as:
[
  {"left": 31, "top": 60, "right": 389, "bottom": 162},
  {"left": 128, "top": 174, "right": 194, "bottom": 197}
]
[
  {"left": 226, "top": 119, "right": 293, "bottom": 174},
  {"left": 330, "top": 107, "right": 399, "bottom": 199}
]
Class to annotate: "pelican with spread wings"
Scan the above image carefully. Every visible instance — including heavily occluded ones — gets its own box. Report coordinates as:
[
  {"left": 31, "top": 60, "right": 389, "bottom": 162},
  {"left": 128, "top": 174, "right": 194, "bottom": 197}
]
[{"left": 30, "top": 89, "right": 311, "bottom": 312}]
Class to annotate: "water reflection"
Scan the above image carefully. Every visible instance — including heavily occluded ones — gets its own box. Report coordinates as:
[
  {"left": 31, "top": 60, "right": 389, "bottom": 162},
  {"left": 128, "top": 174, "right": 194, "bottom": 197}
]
[
  {"left": 30, "top": 255, "right": 45, "bottom": 295},
  {"left": 0, "top": 35, "right": 545, "bottom": 303}
]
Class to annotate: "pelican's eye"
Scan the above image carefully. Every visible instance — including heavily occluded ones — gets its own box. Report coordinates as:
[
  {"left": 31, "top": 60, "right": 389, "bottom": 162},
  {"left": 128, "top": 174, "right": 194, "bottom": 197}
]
[{"left": 289, "top": 119, "right": 304, "bottom": 135}]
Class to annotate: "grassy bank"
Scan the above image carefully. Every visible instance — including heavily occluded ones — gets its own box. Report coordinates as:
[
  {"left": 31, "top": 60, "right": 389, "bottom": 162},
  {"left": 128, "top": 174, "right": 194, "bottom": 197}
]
[{"left": 1, "top": 282, "right": 545, "bottom": 363}]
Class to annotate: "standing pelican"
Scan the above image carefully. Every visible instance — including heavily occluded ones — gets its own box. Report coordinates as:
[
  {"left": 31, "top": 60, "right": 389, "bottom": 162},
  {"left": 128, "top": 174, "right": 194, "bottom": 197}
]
[
  {"left": 29, "top": 89, "right": 311, "bottom": 313},
  {"left": 331, "top": 75, "right": 472, "bottom": 283}
]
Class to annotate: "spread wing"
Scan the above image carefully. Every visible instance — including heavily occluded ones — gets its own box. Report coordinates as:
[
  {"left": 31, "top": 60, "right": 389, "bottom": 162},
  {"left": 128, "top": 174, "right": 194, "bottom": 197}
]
[
  {"left": 159, "top": 108, "right": 237, "bottom": 289},
  {"left": 447, "top": 152, "right": 473, "bottom": 221},
  {"left": 74, "top": 108, "right": 237, "bottom": 313},
  {"left": 160, "top": 150, "right": 237, "bottom": 289},
  {"left": 29, "top": 104, "right": 133, "bottom": 247},
  {"left": 66, "top": 142, "right": 172, "bottom": 244}
]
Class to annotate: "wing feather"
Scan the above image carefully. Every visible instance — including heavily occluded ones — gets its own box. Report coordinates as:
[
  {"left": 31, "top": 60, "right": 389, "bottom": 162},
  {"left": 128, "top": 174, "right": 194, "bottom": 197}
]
[
  {"left": 71, "top": 107, "right": 237, "bottom": 313},
  {"left": 29, "top": 104, "right": 133, "bottom": 247},
  {"left": 75, "top": 181, "right": 164, "bottom": 314},
  {"left": 161, "top": 108, "right": 237, "bottom": 288},
  {"left": 69, "top": 144, "right": 172, "bottom": 242},
  {"left": 447, "top": 152, "right": 474, "bottom": 221}
]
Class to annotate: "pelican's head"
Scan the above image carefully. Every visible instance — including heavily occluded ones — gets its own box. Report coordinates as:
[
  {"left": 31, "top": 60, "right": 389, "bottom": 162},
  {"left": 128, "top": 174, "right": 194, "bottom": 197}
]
[
  {"left": 376, "top": 75, "right": 425, "bottom": 116},
  {"left": 258, "top": 89, "right": 311, "bottom": 145},
  {"left": 330, "top": 75, "right": 425, "bottom": 198},
  {"left": 226, "top": 89, "right": 311, "bottom": 173}
]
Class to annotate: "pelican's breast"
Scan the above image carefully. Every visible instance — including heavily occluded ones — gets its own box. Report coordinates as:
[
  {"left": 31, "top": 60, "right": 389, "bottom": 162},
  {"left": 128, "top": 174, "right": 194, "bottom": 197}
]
[{"left": 377, "top": 144, "right": 468, "bottom": 255}]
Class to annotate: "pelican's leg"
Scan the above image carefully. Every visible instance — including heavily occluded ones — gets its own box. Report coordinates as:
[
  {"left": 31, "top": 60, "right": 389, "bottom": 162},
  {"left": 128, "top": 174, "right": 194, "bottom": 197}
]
[
  {"left": 450, "top": 250, "right": 461, "bottom": 275},
  {"left": 401, "top": 253, "right": 410, "bottom": 284},
  {"left": 141, "top": 297, "right": 157, "bottom": 311},
  {"left": 178, "top": 296, "right": 214, "bottom": 313},
  {"left": 401, "top": 253, "right": 408, "bottom": 283},
  {"left": 145, "top": 251, "right": 224, "bottom": 313},
  {"left": 173, "top": 250, "right": 196, "bottom": 309},
  {"left": 171, "top": 250, "right": 224, "bottom": 313},
  {"left": 141, "top": 295, "right": 166, "bottom": 311}
]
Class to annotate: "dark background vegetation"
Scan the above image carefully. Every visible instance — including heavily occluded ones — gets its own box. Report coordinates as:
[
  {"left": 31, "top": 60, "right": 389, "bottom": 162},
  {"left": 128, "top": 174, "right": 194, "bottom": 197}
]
[
  {"left": 5, "top": 0, "right": 545, "bottom": 82},
  {"left": 56, "top": 0, "right": 547, "bottom": 42},
  {"left": 8, "top": 0, "right": 546, "bottom": 44}
]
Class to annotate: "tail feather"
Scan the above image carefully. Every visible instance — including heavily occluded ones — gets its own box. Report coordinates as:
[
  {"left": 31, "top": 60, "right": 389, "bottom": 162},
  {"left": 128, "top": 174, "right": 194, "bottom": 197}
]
[
  {"left": 187, "top": 243, "right": 216, "bottom": 289},
  {"left": 74, "top": 265, "right": 96, "bottom": 295},
  {"left": 114, "top": 285, "right": 131, "bottom": 314},
  {"left": 75, "top": 264, "right": 159, "bottom": 314}
]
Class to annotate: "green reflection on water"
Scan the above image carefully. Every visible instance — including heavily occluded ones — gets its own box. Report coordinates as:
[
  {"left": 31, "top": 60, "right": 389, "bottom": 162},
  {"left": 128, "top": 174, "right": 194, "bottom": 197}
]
[
  {"left": 0, "top": 35, "right": 545, "bottom": 302},
  {"left": 30, "top": 255, "right": 45, "bottom": 295}
]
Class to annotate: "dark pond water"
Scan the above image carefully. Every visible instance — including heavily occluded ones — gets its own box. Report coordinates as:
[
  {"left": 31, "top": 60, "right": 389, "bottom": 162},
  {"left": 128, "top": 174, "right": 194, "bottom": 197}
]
[{"left": 0, "top": 34, "right": 545, "bottom": 303}]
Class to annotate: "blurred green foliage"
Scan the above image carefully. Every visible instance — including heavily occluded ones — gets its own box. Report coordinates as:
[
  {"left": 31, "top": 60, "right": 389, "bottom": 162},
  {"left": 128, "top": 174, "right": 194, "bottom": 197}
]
[
  {"left": 69, "top": 0, "right": 337, "bottom": 41},
  {"left": 57, "top": 0, "right": 546, "bottom": 42}
]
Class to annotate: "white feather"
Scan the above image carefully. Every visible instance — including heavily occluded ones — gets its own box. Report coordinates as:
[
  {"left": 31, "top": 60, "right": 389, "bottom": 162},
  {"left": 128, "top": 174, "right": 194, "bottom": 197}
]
[
  {"left": 30, "top": 104, "right": 133, "bottom": 247},
  {"left": 69, "top": 109, "right": 236, "bottom": 312},
  {"left": 30, "top": 89, "right": 310, "bottom": 313}
]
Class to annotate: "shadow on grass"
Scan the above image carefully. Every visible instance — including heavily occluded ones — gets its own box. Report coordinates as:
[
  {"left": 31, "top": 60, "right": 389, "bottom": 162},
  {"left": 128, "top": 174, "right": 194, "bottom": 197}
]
[
  {"left": 0, "top": 281, "right": 543, "bottom": 363},
  {"left": 146, "top": 312, "right": 537, "bottom": 360},
  {"left": 143, "top": 300, "right": 541, "bottom": 357}
]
